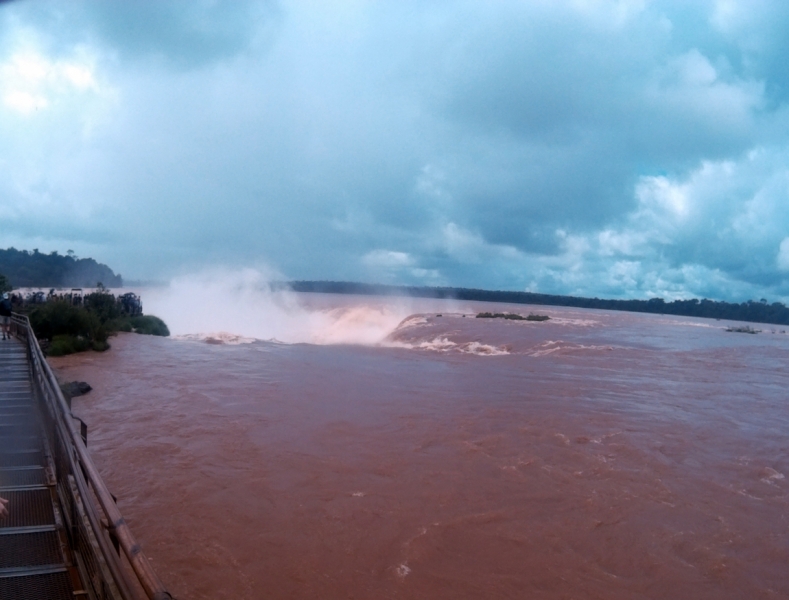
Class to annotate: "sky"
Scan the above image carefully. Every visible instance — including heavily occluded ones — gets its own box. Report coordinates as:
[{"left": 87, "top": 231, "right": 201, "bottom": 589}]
[{"left": 1, "top": 0, "right": 789, "bottom": 303}]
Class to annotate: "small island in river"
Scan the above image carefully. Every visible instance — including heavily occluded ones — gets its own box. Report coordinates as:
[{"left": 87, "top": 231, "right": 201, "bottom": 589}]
[{"left": 476, "top": 312, "right": 550, "bottom": 321}]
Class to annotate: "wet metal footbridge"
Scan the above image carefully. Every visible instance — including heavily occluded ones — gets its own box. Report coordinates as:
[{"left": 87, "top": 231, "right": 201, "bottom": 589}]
[{"left": 0, "top": 315, "right": 172, "bottom": 599}]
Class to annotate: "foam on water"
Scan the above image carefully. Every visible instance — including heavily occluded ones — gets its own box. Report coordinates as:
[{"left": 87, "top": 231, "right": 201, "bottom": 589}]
[
  {"left": 661, "top": 319, "right": 720, "bottom": 329},
  {"left": 462, "top": 341, "right": 511, "bottom": 356},
  {"left": 387, "top": 336, "right": 511, "bottom": 355},
  {"left": 173, "top": 332, "right": 258, "bottom": 345},
  {"left": 549, "top": 317, "right": 601, "bottom": 327},
  {"left": 528, "top": 340, "right": 615, "bottom": 357},
  {"left": 759, "top": 467, "right": 785, "bottom": 484},
  {"left": 383, "top": 312, "right": 513, "bottom": 355}
]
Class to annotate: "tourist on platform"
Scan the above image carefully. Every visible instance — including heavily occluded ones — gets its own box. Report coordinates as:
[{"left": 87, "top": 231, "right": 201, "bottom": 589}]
[{"left": 0, "top": 293, "right": 12, "bottom": 340}]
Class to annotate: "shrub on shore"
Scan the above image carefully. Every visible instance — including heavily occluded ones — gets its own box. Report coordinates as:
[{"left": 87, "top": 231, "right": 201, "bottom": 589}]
[
  {"left": 105, "top": 315, "right": 169, "bottom": 336},
  {"left": 48, "top": 334, "right": 91, "bottom": 356},
  {"left": 109, "top": 317, "right": 133, "bottom": 332},
  {"left": 130, "top": 315, "right": 169, "bottom": 336}
]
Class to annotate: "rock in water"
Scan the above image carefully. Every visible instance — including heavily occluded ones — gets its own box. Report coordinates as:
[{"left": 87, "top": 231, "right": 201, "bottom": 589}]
[{"left": 60, "top": 381, "right": 92, "bottom": 399}]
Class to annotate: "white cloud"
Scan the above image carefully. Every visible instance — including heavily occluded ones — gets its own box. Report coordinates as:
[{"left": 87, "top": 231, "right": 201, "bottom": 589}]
[
  {"left": 778, "top": 238, "right": 789, "bottom": 271},
  {"left": 517, "top": 146, "right": 789, "bottom": 301},
  {"left": 62, "top": 63, "right": 97, "bottom": 90},
  {"left": 636, "top": 175, "right": 689, "bottom": 220},
  {"left": 645, "top": 49, "right": 763, "bottom": 133},
  {"left": 569, "top": 0, "right": 649, "bottom": 29},
  {"left": 442, "top": 223, "right": 483, "bottom": 261},
  {"left": 410, "top": 267, "right": 441, "bottom": 281},
  {"left": 415, "top": 164, "right": 451, "bottom": 203},
  {"left": 597, "top": 229, "right": 645, "bottom": 257},
  {"left": 442, "top": 223, "right": 522, "bottom": 263},
  {"left": 362, "top": 249, "right": 413, "bottom": 269},
  {"left": 0, "top": 49, "right": 103, "bottom": 116},
  {"left": 3, "top": 90, "right": 48, "bottom": 114}
]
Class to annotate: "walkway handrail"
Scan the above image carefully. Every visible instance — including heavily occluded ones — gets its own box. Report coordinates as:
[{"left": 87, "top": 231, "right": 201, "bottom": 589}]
[{"left": 10, "top": 313, "right": 173, "bottom": 600}]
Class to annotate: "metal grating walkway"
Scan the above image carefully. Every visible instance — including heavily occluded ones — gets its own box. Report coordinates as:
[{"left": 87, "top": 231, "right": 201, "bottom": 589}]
[{"left": 0, "top": 338, "right": 79, "bottom": 600}]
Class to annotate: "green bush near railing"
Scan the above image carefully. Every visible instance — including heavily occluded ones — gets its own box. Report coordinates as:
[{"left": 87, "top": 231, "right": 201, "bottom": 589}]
[
  {"left": 27, "top": 294, "right": 169, "bottom": 356},
  {"left": 48, "top": 334, "right": 92, "bottom": 356}
]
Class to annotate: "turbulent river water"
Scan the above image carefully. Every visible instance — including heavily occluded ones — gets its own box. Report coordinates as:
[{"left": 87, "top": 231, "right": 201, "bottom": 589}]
[{"left": 49, "top": 293, "right": 789, "bottom": 599}]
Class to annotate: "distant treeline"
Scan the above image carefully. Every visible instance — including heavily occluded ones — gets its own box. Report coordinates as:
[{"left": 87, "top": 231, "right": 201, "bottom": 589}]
[
  {"left": 0, "top": 248, "right": 122, "bottom": 288},
  {"left": 289, "top": 281, "right": 789, "bottom": 326}
]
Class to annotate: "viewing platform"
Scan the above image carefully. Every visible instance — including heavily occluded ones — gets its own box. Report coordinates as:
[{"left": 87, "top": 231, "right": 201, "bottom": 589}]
[
  {"left": 0, "top": 317, "right": 172, "bottom": 600},
  {"left": 0, "top": 338, "right": 77, "bottom": 597}
]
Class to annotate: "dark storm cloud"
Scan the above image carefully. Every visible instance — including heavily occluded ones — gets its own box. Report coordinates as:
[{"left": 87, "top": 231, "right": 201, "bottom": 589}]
[
  {"left": 1, "top": 0, "right": 278, "bottom": 66},
  {"left": 87, "top": 2, "right": 273, "bottom": 64},
  {"left": 1, "top": 1, "right": 789, "bottom": 302}
]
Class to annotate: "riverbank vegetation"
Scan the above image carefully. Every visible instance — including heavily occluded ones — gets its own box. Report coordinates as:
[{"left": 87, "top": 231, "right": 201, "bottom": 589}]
[{"left": 26, "top": 291, "right": 169, "bottom": 356}]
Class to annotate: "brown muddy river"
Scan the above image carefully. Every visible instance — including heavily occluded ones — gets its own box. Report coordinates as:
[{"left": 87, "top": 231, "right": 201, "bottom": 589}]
[{"left": 49, "top": 294, "right": 789, "bottom": 599}]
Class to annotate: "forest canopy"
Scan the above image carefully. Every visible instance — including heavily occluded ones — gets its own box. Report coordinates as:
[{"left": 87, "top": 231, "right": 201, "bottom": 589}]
[{"left": 0, "top": 248, "right": 122, "bottom": 288}]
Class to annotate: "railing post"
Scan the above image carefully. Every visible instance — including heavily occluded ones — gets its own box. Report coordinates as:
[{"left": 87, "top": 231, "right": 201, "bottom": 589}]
[{"left": 72, "top": 416, "right": 89, "bottom": 446}]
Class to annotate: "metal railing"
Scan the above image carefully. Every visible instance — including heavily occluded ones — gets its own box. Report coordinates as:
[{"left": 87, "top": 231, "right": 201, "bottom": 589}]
[{"left": 10, "top": 314, "right": 173, "bottom": 600}]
